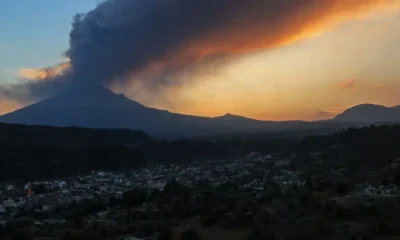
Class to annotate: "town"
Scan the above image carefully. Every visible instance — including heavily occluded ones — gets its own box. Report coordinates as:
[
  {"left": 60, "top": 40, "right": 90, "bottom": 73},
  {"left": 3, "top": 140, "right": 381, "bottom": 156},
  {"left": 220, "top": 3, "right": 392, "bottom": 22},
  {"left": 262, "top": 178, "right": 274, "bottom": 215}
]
[
  {"left": 0, "top": 154, "right": 302, "bottom": 220},
  {"left": 1, "top": 149, "right": 400, "bottom": 240}
]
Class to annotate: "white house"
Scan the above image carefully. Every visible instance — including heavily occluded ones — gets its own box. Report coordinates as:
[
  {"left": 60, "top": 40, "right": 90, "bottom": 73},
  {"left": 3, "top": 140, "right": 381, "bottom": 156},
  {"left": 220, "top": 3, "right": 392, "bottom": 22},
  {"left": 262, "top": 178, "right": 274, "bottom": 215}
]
[
  {"left": 121, "top": 237, "right": 144, "bottom": 240},
  {"left": 3, "top": 199, "right": 17, "bottom": 208},
  {"left": 6, "top": 184, "right": 15, "bottom": 191}
]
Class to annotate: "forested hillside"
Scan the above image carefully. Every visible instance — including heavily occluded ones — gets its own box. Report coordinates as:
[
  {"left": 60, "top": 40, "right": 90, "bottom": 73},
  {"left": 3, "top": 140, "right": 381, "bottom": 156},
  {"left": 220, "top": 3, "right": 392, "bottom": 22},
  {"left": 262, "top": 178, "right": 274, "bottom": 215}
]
[
  {"left": 294, "top": 124, "right": 400, "bottom": 166},
  {"left": 1, "top": 123, "right": 400, "bottom": 182},
  {"left": 0, "top": 123, "right": 152, "bottom": 145}
]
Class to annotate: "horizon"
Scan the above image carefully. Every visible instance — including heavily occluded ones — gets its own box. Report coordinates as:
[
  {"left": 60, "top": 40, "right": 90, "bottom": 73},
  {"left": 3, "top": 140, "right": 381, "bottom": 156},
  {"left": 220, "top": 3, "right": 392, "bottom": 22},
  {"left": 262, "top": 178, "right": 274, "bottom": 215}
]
[
  {"left": 1, "top": 82, "right": 399, "bottom": 123},
  {"left": 1, "top": 1, "right": 400, "bottom": 121}
]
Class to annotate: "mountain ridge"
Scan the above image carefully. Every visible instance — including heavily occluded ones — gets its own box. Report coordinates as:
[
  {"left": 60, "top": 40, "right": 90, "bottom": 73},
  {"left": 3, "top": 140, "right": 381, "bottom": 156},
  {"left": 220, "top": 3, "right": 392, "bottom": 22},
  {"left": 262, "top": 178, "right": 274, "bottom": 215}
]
[
  {"left": 0, "top": 85, "right": 396, "bottom": 138},
  {"left": 334, "top": 103, "right": 400, "bottom": 123}
]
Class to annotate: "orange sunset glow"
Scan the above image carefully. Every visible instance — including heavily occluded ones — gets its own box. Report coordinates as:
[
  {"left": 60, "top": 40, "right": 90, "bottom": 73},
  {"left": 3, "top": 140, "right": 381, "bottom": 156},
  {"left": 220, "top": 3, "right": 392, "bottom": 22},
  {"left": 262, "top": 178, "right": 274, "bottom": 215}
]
[
  {"left": 0, "top": 99, "right": 21, "bottom": 115},
  {"left": 18, "top": 61, "right": 71, "bottom": 80},
  {"left": 114, "top": 5, "right": 400, "bottom": 121},
  {"left": 1, "top": 1, "right": 400, "bottom": 121}
]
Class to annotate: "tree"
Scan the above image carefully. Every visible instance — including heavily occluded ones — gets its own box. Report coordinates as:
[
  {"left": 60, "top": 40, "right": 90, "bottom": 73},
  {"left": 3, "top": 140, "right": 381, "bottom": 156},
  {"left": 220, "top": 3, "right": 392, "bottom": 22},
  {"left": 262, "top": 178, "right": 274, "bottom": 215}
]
[
  {"left": 62, "top": 231, "right": 76, "bottom": 240},
  {"left": 122, "top": 189, "right": 148, "bottom": 206},
  {"left": 158, "top": 225, "right": 173, "bottom": 240},
  {"left": 10, "top": 229, "right": 32, "bottom": 240},
  {"left": 247, "top": 227, "right": 280, "bottom": 240},
  {"left": 393, "top": 173, "right": 400, "bottom": 186},
  {"left": 163, "top": 179, "right": 185, "bottom": 195},
  {"left": 72, "top": 216, "right": 85, "bottom": 231},
  {"left": 336, "top": 182, "right": 351, "bottom": 196},
  {"left": 180, "top": 229, "right": 201, "bottom": 240}
]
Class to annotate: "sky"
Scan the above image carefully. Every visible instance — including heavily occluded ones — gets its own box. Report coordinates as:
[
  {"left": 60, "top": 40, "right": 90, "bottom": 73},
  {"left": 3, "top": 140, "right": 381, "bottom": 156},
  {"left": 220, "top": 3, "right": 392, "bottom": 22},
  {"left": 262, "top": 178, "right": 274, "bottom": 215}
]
[
  {"left": 1, "top": 1, "right": 400, "bottom": 120},
  {"left": 0, "top": 0, "right": 98, "bottom": 114}
]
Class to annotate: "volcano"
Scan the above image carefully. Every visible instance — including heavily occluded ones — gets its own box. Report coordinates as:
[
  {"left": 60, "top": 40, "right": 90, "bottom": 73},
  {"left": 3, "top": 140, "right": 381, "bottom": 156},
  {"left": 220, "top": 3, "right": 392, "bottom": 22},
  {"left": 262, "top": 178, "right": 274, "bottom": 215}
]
[
  {"left": 0, "top": 84, "right": 367, "bottom": 138},
  {"left": 0, "top": 84, "right": 207, "bottom": 137}
]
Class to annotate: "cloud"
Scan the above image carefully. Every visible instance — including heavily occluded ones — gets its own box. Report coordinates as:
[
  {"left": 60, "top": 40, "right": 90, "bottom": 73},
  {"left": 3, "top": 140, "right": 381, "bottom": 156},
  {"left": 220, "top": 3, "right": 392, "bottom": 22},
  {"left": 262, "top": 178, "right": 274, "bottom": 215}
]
[
  {"left": 0, "top": 61, "right": 72, "bottom": 105},
  {"left": 317, "top": 109, "right": 334, "bottom": 115},
  {"left": 0, "top": 99, "right": 21, "bottom": 115},
  {"left": 337, "top": 79, "right": 355, "bottom": 89},
  {"left": 316, "top": 109, "right": 337, "bottom": 120},
  {"left": 18, "top": 61, "right": 71, "bottom": 80},
  {"left": 336, "top": 79, "right": 386, "bottom": 90},
  {"left": 2, "top": 0, "right": 399, "bottom": 103},
  {"left": 0, "top": 73, "right": 73, "bottom": 103},
  {"left": 316, "top": 105, "right": 352, "bottom": 120},
  {"left": 373, "top": 84, "right": 386, "bottom": 90}
]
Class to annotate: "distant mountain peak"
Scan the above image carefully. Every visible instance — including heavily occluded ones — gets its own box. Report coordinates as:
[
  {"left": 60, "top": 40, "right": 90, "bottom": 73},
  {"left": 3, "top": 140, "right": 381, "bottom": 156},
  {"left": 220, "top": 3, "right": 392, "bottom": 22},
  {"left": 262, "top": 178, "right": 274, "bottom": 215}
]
[
  {"left": 348, "top": 103, "right": 384, "bottom": 109},
  {"left": 219, "top": 113, "right": 241, "bottom": 118},
  {"left": 2, "top": 85, "right": 399, "bottom": 138},
  {"left": 215, "top": 113, "right": 256, "bottom": 121},
  {"left": 334, "top": 103, "right": 400, "bottom": 123}
]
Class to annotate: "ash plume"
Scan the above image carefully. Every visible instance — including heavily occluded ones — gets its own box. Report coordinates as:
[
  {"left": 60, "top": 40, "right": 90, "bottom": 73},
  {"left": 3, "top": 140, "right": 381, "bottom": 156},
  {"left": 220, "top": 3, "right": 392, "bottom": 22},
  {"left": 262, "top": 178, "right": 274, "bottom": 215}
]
[
  {"left": 0, "top": 72, "right": 72, "bottom": 103},
  {"left": 18, "top": 61, "right": 71, "bottom": 80},
  {"left": 1, "top": 0, "right": 399, "bottom": 103}
]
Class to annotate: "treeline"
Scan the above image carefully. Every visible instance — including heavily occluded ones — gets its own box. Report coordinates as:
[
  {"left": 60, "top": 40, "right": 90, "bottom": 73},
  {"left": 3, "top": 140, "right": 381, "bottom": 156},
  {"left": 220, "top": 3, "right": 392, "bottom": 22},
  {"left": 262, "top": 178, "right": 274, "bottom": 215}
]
[
  {"left": 0, "top": 123, "right": 152, "bottom": 145},
  {"left": 0, "top": 123, "right": 150, "bottom": 180},
  {"left": 0, "top": 144, "right": 148, "bottom": 181},
  {"left": 293, "top": 124, "right": 400, "bottom": 167},
  {"left": 0, "top": 138, "right": 293, "bottom": 181},
  {"left": 1, "top": 122, "right": 400, "bottom": 181},
  {"left": 146, "top": 138, "right": 296, "bottom": 162},
  {"left": 0, "top": 123, "right": 299, "bottom": 181}
]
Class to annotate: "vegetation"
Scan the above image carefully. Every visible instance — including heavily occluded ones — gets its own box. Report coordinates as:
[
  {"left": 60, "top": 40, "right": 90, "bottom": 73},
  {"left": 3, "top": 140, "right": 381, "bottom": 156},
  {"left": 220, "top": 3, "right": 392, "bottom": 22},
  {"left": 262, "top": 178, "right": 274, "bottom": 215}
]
[
  {"left": 1, "top": 123, "right": 400, "bottom": 239},
  {"left": 0, "top": 122, "right": 152, "bottom": 145},
  {"left": 180, "top": 229, "right": 202, "bottom": 240},
  {"left": 294, "top": 124, "right": 400, "bottom": 166},
  {"left": 1, "top": 123, "right": 400, "bottom": 181}
]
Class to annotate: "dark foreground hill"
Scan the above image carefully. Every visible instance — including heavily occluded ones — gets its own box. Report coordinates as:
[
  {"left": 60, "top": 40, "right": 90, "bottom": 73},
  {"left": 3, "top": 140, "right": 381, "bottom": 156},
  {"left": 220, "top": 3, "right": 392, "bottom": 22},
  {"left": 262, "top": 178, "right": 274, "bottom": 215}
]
[
  {"left": 293, "top": 124, "right": 400, "bottom": 168},
  {"left": 1, "top": 122, "right": 400, "bottom": 181},
  {"left": 0, "top": 122, "right": 151, "bottom": 145}
]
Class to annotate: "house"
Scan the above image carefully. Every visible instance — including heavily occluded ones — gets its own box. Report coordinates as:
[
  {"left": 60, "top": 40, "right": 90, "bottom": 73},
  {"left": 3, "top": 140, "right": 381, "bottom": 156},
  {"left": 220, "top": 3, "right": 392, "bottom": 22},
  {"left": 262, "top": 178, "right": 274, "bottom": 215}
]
[
  {"left": 121, "top": 237, "right": 144, "bottom": 240},
  {"left": 274, "top": 159, "right": 291, "bottom": 167},
  {"left": 3, "top": 199, "right": 17, "bottom": 208},
  {"left": 148, "top": 181, "right": 166, "bottom": 191},
  {"left": 97, "top": 211, "right": 109, "bottom": 219},
  {"left": 6, "top": 184, "right": 15, "bottom": 191}
]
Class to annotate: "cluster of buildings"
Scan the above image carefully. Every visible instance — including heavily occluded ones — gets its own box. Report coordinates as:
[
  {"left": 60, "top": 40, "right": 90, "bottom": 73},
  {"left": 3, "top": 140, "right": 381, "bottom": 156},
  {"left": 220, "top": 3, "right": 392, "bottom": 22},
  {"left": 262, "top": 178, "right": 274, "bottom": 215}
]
[
  {"left": 357, "top": 183, "right": 399, "bottom": 196},
  {"left": 0, "top": 153, "right": 303, "bottom": 221}
]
